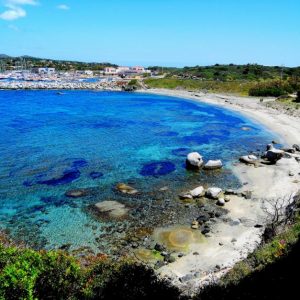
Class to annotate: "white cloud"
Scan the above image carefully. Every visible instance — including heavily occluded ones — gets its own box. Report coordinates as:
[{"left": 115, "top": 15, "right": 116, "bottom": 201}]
[
  {"left": 57, "top": 4, "right": 69, "bottom": 10},
  {"left": 0, "top": 0, "right": 38, "bottom": 21},
  {"left": 0, "top": 6, "right": 26, "bottom": 20}
]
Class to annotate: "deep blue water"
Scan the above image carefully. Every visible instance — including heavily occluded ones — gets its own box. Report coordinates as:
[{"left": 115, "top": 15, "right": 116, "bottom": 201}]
[{"left": 0, "top": 90, "right": 275, "bottom": 251}]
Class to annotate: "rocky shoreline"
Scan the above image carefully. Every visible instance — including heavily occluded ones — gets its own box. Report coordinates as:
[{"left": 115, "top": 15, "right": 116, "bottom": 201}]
[{"left": 135, "top": 88, "right": 300, "bottom": 295}]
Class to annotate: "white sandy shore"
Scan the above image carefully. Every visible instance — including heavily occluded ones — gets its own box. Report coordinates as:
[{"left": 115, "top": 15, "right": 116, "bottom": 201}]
[{"left": 138, "top": 89, "right": 300, "bottom": 295}]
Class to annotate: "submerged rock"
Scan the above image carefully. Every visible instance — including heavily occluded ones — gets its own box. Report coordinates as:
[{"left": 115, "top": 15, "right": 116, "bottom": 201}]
[
  {"left": 203, "top": 159, "right": 223, "bottom": 170},
  {"left": 186, "top": 152, "right": 204, "bottom": 169},
  {"left": 206, "top": 187, "right": 222, "bottom": 199},
  {"left": 116, "top": 183, "right": 138, "bottom": 195},
  {"left": 94, "top": 200, "right": 129, "bottom": 219},
  {"left": 217, "top": 198, "right": 225, "bottom": 206},
  {"left": 65, "top": 188, "right": 89, "bottom": 198},
  {"left": 140, "top": 161, "right": 176, "bottom": 177}
]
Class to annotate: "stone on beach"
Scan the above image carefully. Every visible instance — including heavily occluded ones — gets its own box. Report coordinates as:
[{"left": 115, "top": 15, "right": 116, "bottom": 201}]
[
  {"left": 217, "top": 198, "right": 225, "bottom": 206},
  {"left": 239, "top": 155, "right": 258, "bottom": 165},
  {"left": 264, "top": 144, "right": 284, "bottom": 163},
  {"left": 203, "top": 159, "right": 223, "bottom": 170},
  {"left": 206, "top": 187, "right": 222, "bottom": 199},
  {"left": 94, "top": 200, "right": 129, "bottom": 219},
  {"left": 186, "top": 152, "right": 204, "bottom": 169}
]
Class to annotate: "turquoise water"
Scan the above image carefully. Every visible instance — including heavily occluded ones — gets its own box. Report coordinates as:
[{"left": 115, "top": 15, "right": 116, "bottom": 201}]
[{"left": 0, "top": 90, "right": 274, "bottom": 252}]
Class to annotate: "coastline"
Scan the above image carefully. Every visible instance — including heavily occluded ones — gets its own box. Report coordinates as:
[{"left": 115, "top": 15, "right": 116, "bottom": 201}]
[{"left": 138, "top": 88, "right": 300, "bottom": 294}]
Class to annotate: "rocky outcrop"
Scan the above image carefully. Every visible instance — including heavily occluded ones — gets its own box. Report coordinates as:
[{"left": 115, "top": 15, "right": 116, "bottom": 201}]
[
  {"left": 203, "top": 159, "right": 223, "bottom": 170},
  {"left": 186, "top": 152, "right": 204, "bottom": 169},
  {"left": 65, "top": 188, "right": 89, "bottom": 198}
]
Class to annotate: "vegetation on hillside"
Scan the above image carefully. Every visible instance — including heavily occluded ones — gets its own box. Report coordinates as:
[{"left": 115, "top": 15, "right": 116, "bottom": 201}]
[{"left": 0, "top": 55, "right": 117, "bottom": 72}]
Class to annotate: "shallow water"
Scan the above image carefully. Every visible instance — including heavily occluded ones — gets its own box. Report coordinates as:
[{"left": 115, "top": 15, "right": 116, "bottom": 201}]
[{"left": 0, "top": 90, "right": 275, "bottom": 252}]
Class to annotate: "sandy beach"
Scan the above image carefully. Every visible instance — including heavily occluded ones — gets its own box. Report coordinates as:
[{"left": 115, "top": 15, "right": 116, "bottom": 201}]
[{"left": 139, "top": 88, "right": 300, "bottom": 295}]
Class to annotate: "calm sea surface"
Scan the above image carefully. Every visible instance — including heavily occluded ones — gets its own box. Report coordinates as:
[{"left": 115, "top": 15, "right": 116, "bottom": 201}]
[{"left": 0, "top": 90, "right": 275, "bottom": 252}]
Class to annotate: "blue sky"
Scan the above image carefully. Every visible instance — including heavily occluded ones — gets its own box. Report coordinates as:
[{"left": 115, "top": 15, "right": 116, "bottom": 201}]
[{"left": 0, "top": 0, "right": 300, "bottom": 67}]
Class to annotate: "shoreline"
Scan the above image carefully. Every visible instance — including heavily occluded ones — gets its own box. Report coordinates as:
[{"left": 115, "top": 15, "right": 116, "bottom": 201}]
[{"left": 138, "top": 88, "right": 300, "bottom": 294}]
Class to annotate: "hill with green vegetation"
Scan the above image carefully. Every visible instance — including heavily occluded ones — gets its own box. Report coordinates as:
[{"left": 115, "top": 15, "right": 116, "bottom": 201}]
[{"left": 0, "top": 55, "right": 117, "bottom": 72}]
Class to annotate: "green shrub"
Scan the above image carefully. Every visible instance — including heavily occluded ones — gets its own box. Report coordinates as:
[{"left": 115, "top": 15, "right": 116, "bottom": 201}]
[
  {"left": 34, "top": 251, "right": 83, "bottom": 299},
  {"left": 0, "top": 248, "right": 43, "bottom": 300},
  {"left": 249, "top": 81, "right": 294, "bottom": 97}
]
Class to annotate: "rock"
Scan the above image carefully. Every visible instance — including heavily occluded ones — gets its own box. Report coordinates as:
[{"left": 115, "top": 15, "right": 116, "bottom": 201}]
[
  {"left": 293, "top": 144, "right": 300, "bottom": 152},
  {"left": 224, "top": 196, "right": 230, "bottom": 202},
  {"left": 166, "top": 255, "right": 176, "bottom": 263},
  {"left": 193, "top": 252, "right": 199, "bottom": 255},
  {"left": 203, "top": 159, "right": 223, "bottom": 170},
  {"left": 289, "top": 171, "right": 295, "bottom": 177},
  {"left": 219, "top": 242, "right": 224, "bottom": 246},
  {"left": 191, "top": 220, "right": 199, "bottom": 229},
  {"left": 179, "top": 193, "right": 193, "bottom": 200},
  {"left": 179, "top": 274, "right": 194, "bottom": 283},
  {"left": 116, "top": 183, "right": 138, "bottom": 195},
  {"left": 264, "top": 144, "right": 284, "bottom": 163},
  {"left": 94, "top": 201, "right": 129, "bottom": 219},
  {"left": 159, "top": 186, "right": 169, "bottom": 191},
  {"left": 295, "top": 157, "right": 300, "bottom": 163},
  {"left": 217, "top": 198, "right": 225, "bottom": 206},
  {"left": 225, "top": 189, "right": 237, "bottom": 195},
  {"left": 231, "top": 238, "right": 237, "bottom": 243},
  {"left": 197, "top": 214, "right": 210, "bottom": 223},
  {"left": 186, "top": 152, "right": 204, "bottom": 169},
  {"left": 154, "top": 243, "right": 166, "bottom": 252},
  {"left": 254, "top": 224, "right": 263, "bottom": 228},
  {"left": 239, "top": 155, "right": 258, "bottom": 165},
  {"left": 65, "top": 188, "right": 89, "bottom": 198},
  {"left": 189, "top": 186, "right": 205, "bottom": 197},
  {"left": 201, "top": 228, "right": 210, "bottom": 235},
  {"left": 178, "top": 253, "right": 185, "bottom": 258},
  {"left": 206, "top": 187, "right": 222, "bottom": 199},
  {"left": 242, "top": 191, "right": 252, "bottom": 199},
  {"left": 283, "top": 148, "right": 296, "bottom": 154}
]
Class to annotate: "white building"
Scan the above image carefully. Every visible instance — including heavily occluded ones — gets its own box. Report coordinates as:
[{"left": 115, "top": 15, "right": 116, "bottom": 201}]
[
  {"left": 104, "top": 67, "right": 117, "bottom": 75},
  {"left": 33, "top": 67, "right": 56, "bottom": 75}
]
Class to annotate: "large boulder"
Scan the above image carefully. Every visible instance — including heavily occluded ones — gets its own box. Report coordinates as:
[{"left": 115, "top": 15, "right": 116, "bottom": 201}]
[
  {"left": 189, "top": 186, "right": 205, "bottom": 197},
  {"left": 186, "top": 152, "right": 204, "bottom": 169},
  {"left": 264, "top": 144, "right": 284, "bottom": 163},
  {"left": 203, "top": 159, "right": 223, "bottom": 170},
  {"left": 206, "top": 187, "right": 222, "bottom": 199},
  {"left": 239, "top": 155, "right": 258, "bottom": 165}
]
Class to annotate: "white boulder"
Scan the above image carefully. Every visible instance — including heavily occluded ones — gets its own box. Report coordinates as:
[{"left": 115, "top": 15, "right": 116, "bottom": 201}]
[
  {"left": 203, "top": 159, "right": 223, "bottom": 170},
  {"left": 217, "top": 198, "right": 225, "bottom": 206},
  {"left": 186, "top": 152, "right": 204, "bottom": 169},
  {"left": 206, "top": 187, "right": 222, "bottom": 199},
  {"left": 239, "top": 155, "right": 258, "bottom": 164},
  {"left": 190, "top": 186, "right": 205, "bottom": 197}
]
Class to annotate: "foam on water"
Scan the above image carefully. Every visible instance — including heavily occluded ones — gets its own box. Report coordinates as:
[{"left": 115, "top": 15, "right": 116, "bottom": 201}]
[{"left": 0, "top": 90, "right": 276, "bottom": 252}]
